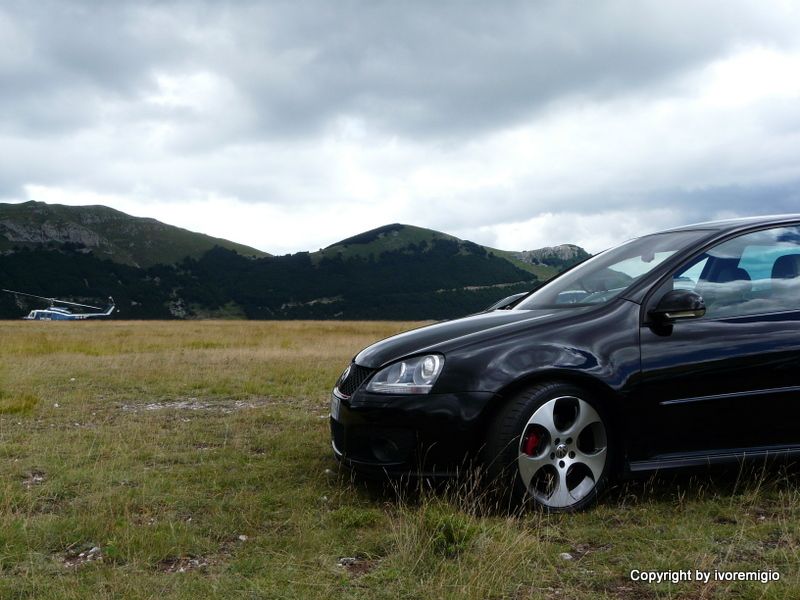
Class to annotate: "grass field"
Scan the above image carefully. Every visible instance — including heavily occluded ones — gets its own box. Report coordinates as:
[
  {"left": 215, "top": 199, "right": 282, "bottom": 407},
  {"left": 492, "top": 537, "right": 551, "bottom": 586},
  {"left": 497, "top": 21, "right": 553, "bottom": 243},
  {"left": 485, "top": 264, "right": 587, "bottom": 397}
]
[{"left": 0, "top": 320, "right": 798, "bottom": 599}]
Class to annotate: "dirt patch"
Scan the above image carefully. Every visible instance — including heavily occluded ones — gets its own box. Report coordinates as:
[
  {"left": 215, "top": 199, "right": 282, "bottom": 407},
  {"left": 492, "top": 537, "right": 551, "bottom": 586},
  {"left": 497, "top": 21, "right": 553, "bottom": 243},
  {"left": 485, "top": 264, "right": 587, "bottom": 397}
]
[
  {"left": 761, "top": 531, "right": 795, "bottom": 551},
  {"left": 714, "top": 515, "right": 738, "bottom": 525},
  {"left": 120, "top": 397, "right": 271, "bottom": 414},
  {"left": 158, "top": 556, "right": 216, "bottom": 573},
  {"left": 194, "top": 443, "right": 221, "bottom": 451},
  {"left": 747, "top": 505, "right": 780, "bottom": 522},
  {"left": 528, "top": 579, "right": 655, "bottom": 600},
  {"left": 62, "top": 544, "right": 102, "bottom": 568},
  {"left": 337, "top": 556, "right": 379, "bottom": 577},
  {"left": 603, "top": 577, "right": 657, "bottom": 600},
  {"left": 22, "top": 470, "right": 46, "bottom": 488},
  {"left": 564, "top": 542, "right": 613, "bottom": 561}
]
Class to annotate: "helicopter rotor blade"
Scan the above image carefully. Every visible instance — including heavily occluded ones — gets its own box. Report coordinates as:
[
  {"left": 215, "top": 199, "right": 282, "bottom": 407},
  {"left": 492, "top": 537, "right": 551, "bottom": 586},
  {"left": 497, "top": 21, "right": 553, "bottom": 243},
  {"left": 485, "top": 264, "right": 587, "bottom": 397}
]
[
  {"left": 2, "top": 289, "right": 54, "bottom": 302},
  {"left": 2, "top": 289, "right": 103, "bottom": 311}
]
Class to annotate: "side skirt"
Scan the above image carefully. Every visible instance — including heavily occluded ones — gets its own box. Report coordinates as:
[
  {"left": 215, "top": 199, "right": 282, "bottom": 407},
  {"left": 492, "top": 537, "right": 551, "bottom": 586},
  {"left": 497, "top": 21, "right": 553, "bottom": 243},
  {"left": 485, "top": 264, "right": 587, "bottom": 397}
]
[{"left": 628, "top": 444, "right": 800, "bottom": 473}]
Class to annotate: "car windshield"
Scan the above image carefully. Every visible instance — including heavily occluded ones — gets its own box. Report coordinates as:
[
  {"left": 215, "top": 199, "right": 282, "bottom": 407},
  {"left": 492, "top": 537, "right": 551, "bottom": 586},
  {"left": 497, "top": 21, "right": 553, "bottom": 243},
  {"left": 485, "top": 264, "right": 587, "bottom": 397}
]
[{"left": 515, "top": 230, "right": 712, "bottom": 309}]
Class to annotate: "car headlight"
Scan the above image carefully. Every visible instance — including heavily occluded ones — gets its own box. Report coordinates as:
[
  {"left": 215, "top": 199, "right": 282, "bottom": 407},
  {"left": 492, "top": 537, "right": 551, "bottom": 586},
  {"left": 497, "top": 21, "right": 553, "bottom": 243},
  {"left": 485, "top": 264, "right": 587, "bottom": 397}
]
[{"left": 366, "top": 354, "right": 445, "bottom": 394}]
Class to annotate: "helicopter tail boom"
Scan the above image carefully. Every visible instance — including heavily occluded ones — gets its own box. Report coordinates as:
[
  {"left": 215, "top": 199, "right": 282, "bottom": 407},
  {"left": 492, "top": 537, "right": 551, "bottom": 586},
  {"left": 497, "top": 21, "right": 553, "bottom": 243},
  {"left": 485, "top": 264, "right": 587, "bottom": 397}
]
[{"left": 82, "top": 298, "right": 116, "bottom": 318}]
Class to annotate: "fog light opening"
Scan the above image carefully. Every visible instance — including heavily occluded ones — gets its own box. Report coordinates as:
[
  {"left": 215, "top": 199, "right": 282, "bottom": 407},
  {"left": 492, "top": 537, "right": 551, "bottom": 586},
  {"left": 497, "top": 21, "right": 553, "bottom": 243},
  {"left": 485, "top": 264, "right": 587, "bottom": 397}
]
[{"left": 372, "top": 437, "right": 402, "bottom": 463}]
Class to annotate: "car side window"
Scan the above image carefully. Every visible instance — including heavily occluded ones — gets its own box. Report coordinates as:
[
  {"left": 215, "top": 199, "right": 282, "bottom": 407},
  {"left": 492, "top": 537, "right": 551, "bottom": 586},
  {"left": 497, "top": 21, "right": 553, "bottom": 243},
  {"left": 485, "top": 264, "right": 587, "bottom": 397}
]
[
  {"left": 672, "top": 256, "right": 709, "bottom": 290},
  {"left": 668, "top": 226, "right": 800, "bottom": 318}
]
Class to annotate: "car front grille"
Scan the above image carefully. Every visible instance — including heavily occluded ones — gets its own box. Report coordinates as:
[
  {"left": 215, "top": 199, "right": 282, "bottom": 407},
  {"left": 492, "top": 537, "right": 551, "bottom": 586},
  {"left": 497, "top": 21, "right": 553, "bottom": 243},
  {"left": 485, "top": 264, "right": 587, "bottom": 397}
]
[{"left": 336, "top": 363, "right": 372, "bottom": 397}]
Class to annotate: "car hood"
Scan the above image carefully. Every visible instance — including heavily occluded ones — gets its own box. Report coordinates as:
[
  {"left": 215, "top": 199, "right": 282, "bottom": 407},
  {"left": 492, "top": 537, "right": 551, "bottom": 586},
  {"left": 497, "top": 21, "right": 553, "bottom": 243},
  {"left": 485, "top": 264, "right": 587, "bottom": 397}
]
[{"left": 355, "top": 308, "right": 562, "bottom": 368}]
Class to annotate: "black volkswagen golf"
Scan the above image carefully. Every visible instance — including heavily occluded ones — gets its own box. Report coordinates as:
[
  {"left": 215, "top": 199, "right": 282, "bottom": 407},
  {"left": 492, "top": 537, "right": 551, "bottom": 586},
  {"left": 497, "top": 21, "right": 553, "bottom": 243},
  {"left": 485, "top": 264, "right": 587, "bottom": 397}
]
[{"left": 331, "top": 215, "right": 800, "bottom": 511}]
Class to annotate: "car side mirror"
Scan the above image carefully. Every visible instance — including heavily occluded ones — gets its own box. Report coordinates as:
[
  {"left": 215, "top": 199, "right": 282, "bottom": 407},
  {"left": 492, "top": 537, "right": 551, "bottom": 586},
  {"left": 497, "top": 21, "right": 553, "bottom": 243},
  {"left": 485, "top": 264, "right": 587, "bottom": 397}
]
[{"left": 650, "top": 289, "right": 706, "bottom": 322}]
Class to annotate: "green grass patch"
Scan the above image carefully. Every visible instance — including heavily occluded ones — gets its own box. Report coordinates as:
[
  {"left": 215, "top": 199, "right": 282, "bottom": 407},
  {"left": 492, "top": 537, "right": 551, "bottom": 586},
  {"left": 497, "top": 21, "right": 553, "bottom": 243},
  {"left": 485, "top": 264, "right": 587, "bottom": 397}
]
[
  {"left": 0, "top": 391, "right": 39, "bottom": 414},
  {"left": 0, "top": 320, "right": 797, "bottom": 599}
]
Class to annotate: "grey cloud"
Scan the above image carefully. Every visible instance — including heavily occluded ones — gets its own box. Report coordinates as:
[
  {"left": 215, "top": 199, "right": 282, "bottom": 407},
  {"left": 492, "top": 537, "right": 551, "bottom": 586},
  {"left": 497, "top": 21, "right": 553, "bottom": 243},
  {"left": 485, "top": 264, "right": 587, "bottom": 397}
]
[
  {"left": 1, "top": 0, "right": 799, "bottom": 252},
  {"left": 223, "top": 0, "right": 799, "bottom": 139},
  {"left": 650, "top": 182, "right": 800, "bottom": 217},
  {"left": 1, "top": 0, "right": 796, "bottom": 141},
  {"left": 419, "top": 176, "right": 800, "bottom": 247},
  {"left": 0, "top": 1, "right": 196, "bottom": 134}
]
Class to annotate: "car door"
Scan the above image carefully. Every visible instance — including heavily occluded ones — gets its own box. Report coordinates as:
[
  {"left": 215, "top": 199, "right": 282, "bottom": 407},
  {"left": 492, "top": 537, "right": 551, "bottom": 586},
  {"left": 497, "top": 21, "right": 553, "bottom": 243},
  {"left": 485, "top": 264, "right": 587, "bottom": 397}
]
[{"left": 635, "top": 225, "right": 800, "bottom": 464}]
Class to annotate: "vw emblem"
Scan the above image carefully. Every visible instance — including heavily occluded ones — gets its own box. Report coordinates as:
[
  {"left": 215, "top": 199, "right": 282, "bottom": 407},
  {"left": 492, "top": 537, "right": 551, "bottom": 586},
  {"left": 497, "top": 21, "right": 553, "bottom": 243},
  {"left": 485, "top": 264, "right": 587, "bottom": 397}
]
[
  {"left": 339, "top": 365, "right": 351, "bottom": 384},
  {"left": 555, "top": 443, "right": 568, "bottom": 459}
]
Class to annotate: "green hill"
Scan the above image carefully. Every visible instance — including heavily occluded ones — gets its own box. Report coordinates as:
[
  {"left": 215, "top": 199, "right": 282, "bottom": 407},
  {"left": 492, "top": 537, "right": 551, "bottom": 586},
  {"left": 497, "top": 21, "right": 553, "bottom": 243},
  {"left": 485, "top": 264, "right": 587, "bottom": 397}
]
[
  {"left": 313, "top": 223, "right": 457, "bottom": 262},
  {"left": 0, "top": 204, "right": 589, "bottom": 320},
  {"left": 0, "top": 201, "right": 268, "bottom": 267},
  {"left": 315, "top": 223, "right": 573, "bottom": 281}
]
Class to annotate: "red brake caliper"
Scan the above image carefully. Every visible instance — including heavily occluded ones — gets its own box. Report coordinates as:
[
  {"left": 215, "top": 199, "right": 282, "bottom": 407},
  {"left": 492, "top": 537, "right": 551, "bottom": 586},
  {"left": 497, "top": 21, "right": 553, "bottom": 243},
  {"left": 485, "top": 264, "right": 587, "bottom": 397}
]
[{"left": 522, "top": 428, "right": 542, "bottom": 456}]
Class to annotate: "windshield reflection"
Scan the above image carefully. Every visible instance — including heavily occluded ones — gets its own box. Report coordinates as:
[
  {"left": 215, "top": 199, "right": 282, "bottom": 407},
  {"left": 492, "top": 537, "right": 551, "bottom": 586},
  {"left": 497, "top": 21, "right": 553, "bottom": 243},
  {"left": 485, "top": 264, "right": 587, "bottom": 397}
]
[{"left": 515, "top": 230, "right": 712, "bottom": 310}]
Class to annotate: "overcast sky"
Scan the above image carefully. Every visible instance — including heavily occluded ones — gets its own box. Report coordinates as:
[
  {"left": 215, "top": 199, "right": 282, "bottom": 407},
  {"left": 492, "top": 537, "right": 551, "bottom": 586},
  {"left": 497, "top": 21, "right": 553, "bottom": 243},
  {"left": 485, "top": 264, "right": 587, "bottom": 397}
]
[{"left": 2, "top": 1, "right": 800, "bottom": 255}]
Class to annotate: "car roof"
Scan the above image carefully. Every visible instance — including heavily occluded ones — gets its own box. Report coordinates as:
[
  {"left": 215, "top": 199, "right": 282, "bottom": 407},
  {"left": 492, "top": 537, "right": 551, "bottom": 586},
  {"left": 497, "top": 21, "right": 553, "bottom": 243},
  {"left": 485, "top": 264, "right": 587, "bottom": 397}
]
[{"left": 660, "top": 214, "right": 800, "bottom": 234}]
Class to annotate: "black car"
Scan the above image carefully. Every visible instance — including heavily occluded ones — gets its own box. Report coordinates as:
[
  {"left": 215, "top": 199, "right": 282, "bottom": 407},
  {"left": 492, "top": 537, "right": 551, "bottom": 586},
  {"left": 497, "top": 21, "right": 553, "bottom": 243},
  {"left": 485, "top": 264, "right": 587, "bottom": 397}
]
[{"left": 330, "top": 215, "right": 800, "bottom": 511}]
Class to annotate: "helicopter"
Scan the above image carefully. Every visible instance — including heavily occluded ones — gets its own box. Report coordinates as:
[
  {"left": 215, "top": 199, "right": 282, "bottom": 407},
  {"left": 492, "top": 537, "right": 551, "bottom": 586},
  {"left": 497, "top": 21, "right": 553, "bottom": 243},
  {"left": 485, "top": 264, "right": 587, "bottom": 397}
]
[{"left": 2, "top": 289, "right": 116, "bottom": 320}]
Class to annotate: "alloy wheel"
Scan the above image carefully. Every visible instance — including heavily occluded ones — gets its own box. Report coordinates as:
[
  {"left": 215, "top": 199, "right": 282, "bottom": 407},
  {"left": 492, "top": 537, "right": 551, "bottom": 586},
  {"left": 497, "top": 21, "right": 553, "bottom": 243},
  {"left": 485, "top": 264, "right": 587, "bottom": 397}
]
[{"left": 517, "top": 395, "right": 608, "bottom": 509}]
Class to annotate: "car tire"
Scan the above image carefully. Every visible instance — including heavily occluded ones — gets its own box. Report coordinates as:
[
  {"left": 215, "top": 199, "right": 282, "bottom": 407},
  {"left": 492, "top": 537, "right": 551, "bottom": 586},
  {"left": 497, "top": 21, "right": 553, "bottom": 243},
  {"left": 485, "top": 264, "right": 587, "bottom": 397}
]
[{"left": 482, "top": 381, "right": 613, "bottom": 512}]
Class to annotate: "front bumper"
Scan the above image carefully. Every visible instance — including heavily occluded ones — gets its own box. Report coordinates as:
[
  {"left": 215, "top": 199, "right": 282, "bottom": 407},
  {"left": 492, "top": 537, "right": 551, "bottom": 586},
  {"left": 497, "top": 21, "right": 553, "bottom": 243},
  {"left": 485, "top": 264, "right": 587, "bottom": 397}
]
[{"left": 330, "top": 388, "right": 496, "bottom": 477}]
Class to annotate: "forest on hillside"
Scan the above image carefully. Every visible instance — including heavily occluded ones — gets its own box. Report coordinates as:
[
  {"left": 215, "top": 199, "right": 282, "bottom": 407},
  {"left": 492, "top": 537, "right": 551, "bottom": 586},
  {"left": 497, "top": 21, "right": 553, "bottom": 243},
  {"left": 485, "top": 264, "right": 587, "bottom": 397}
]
[{"left": 0, "top": 239, "right": 540, "bottom": 320}]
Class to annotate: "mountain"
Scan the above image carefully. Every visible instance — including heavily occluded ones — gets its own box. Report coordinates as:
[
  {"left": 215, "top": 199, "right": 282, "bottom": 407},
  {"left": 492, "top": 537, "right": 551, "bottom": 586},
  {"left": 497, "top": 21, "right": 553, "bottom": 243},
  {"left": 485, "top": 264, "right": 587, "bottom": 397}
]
[
  {"left": 516, "top": 244, "right": 591, "bottom": 270},
  {"left": 314, "top": 223, "right": 457, "bottom": 261},
  {"left": 312, "top": 223, "right": 582, "bottom": 280},
  {"left": 0, "top": 204, "right": 589, "bottom": 320},
  {"left": 324, "top": 223, "right": 458, "bottom": 251},
  {"left": 0, "top": 201, "right": 268, "bottom": 267}
]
